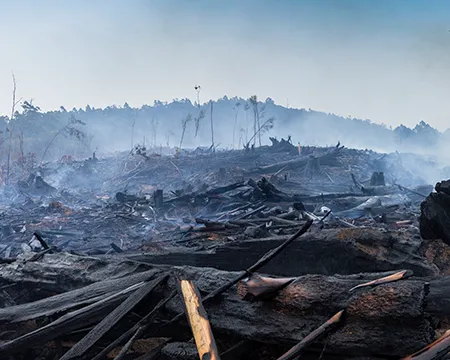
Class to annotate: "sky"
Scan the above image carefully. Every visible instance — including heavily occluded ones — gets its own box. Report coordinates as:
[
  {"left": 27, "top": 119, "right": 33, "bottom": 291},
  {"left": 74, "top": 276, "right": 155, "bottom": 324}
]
[{"left": 1, "top": 0, "right": 450, "bottom": 130}]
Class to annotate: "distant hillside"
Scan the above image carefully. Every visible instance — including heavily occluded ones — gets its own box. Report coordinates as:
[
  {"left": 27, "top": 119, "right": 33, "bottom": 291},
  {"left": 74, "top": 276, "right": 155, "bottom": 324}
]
[{"left": 0, "top": 96, "right": 446, "bottom": 162}]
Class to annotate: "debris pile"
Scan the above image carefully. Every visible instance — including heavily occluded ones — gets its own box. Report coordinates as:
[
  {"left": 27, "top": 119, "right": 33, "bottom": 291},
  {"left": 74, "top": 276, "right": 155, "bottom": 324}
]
[{"left": 0, "top": 139, "right": 450, "bottom": 359}]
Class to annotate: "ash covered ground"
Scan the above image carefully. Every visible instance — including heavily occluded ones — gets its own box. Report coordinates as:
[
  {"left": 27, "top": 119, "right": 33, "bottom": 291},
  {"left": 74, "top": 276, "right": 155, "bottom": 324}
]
[
  {"left": 0, "top": 140, "right": 438, "bottom": 257},
  {"left": 1, "top": 138, "right": 450, "bottom": 360}
]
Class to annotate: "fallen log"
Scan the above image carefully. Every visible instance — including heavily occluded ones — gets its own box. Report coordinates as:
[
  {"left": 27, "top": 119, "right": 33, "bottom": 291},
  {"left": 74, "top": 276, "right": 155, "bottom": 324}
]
[
  {"left": 125, "top": 228, "right": 439, "bottom": 277},
  {"left": 163, "top": 267, "right": 434, "bottom": 357},
  {"left": 3, "top": 254, "right": 450, "bottom": 358},
  {"left": 165, "top": 181, "right": 246, "bottom": 204},
  {"left": 0, "top": 252, "right": 154, "bottom": 297},
  {"left": 0, "top": 269, "right": 161, "bottom": 325},
  {"left": 255, "top": 148, "right": 342, "bottom": 174}
]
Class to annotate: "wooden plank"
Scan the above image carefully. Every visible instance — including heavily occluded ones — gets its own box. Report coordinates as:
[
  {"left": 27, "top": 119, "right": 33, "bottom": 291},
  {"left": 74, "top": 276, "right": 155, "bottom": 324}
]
[{"left": 180, "top": 279, "right": 221, "bottom": 360}]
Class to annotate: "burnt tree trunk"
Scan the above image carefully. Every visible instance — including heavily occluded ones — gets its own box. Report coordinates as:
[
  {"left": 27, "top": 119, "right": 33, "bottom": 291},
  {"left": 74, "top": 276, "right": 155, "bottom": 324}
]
[
  {"left": 162, "top": 267, "right": 434, "bottom": 358},
  {"left": 420, "top": 191, "right": 450, "bottom": 243},
  {"left": 125, "top": 228, "right": 440, "bottom": 277},
  {"left": 2, "top": 254, "right": 450, "bottom": 357}
]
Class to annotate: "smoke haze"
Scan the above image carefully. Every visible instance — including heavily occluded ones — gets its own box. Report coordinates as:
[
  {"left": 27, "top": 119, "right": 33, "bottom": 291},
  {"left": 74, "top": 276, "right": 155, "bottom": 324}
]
[{"left": 1, "top": 0, "right": 450, "bottom": 130}]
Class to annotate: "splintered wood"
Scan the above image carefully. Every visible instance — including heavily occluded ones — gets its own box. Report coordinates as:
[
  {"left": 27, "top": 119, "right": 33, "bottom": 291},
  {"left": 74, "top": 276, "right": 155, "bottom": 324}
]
[
  {"left": 349, "top": 269, "right": 412, "bottom": 292},
  {"left": 237, "top": 274, "right": 296, "bottom": 300},
  {"left": 180, "top": 279, "right": 221, "bottom": 360}
]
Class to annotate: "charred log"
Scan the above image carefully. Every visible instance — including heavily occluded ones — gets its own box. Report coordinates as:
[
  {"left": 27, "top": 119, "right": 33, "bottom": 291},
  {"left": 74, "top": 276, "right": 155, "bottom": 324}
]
[
  {"left": 164, "top": 267, "right": 434, "bottom": 357},
  {"left": 126, "top": 228, "right": 439, "bottom": 277},
  {"left": 3, "top": 254, "right": 450, "bottom": 358}
]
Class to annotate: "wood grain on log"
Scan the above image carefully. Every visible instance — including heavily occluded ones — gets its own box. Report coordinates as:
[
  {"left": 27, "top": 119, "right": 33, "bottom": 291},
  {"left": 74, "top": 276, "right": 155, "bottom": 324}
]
[
  {"left": 2, "top": 254, "right": 450, "bottom": 358},
  {"left": 179, "top": 280, "right": 221, "bottom": 360},
  {"left": 166, "top": 267, "right": 434, "bottom": 357}
]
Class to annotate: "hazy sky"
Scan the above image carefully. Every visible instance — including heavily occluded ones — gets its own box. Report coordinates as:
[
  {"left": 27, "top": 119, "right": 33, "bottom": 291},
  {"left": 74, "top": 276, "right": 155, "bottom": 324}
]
[{"left": 1, "top": 0, "right": 450, "bottom": 130}]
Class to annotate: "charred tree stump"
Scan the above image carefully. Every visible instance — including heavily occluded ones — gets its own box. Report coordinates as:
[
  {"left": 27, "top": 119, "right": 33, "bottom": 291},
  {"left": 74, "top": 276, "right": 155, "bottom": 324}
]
[
  {"left": 217, "top": 167, "right": 227, "bottom": 183},
  {"left": 370, "top": 172, "right": 385, "bottom": 186},
  {"left": 153, "top": 189, "right": 164, "bottom": 209},
  {"left": 304, "top": 156, "right": 321, "bottom": 178},
  {"left": 435, "top": 180, "right": 450, "bottom": 196},
  {"left": 420, "top": 180, "right": 450, "bottom": 246}
]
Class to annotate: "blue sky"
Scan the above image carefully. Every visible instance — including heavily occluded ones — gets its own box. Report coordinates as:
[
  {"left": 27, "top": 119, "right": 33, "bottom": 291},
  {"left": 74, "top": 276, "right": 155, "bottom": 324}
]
[{"left": 1, "top": 0, "right": 450, "bottom": 129}]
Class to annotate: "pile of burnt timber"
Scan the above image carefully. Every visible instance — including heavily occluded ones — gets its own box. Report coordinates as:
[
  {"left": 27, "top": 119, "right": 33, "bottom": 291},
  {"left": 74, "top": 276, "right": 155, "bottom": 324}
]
[
  {"left": 0, "top": 242, "right": 446, "bottom": 359},
  {"left": 2, "top": 142, "right": 450, "bottom": 359},
  {"left": 2, "top": 214, "right": 450, "bottom": 360}
]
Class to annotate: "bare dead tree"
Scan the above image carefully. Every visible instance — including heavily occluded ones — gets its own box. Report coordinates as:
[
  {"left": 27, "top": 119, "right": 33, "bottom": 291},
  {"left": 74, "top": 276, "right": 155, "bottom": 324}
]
[
  {"left": 210, "top": 100, "right": 214, "bottom": 151},
  {"left": 179, "top": 113, "right": 192, "bottom": 150},
  {"left": 151, "top": 117, "right": 158, "bottom": 148},
  {"left": 6, "top": 72, "right": 23, "bottom": 185},
  {"left": 17, "top": 131, "right": 24, "bottom": 160},
  {"left": 248, "top": 95, "right": 259, "bottom": 146},
  {"left": 232, "top": 102, "right": 241, "bottom": 148},
  {"left": 194, "top": 109, "right": 206, "bottom": 137},
  {"left": 244, "top": 102, "right": 250, "bottom": 144},
  {"left": 165, "top": 130, "right": 175, "bottom": 147},
  {"left": 248, "top": 96, "right": 272, "bottom": 147},
  {"left": 131, "top": 118, "right": 136, "bottom": 149},
  {"left": 238, "top": 128, "right": 246, "bottom": 148}
]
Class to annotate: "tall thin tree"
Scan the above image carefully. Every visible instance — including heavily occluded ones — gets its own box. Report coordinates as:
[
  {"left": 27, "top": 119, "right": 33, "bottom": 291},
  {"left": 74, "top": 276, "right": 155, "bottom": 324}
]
[
  {"left": 131, "top": 118, "right": 136, "bottom": 149},
  {"left": 210, "top": 100, "right": 214, "bottom": 151},
  {"left": 6, "top": 73, "right": 22, "bottom": 185},
  {"left": 232, "top": 102, "right": 241, "bottom": 148},
  {"left": 248, "top": 95, "right": 260, "bottom": 146},
  {"left": 179, "top": 114, "right": 192, "bottom": 150}
]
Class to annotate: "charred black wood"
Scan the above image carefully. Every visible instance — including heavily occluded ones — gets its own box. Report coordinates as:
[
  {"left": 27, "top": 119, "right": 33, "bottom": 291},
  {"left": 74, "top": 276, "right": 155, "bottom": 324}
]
[
  {"left": 435, "top": 180, "right": 450, "bottom": 196},
  {"left": 370, "top": 172, "right": 385, "bottom": 186},
  {"left": 127, "top": 228, "right": 438, "bottom": 277},
  {"left": 153, "top": 189, "right": 164, "bottom": 209},
  {"left": 162, "top": 268, "right": 433, "bottom": 357},
  {"left": 32, "top": 232, "right": 49, "bottom": 250},
  {"left": 58, "top": 274, "right": 168, "bottom": 360},
  {"left": 116, "top": 192, "right": 140, "bottom": 203},
  {"left": 255, "top": 147, "right": 342, "bottom": 174},
  {"left": 420, "top": 181, "right": 450, "bottom": 246}
]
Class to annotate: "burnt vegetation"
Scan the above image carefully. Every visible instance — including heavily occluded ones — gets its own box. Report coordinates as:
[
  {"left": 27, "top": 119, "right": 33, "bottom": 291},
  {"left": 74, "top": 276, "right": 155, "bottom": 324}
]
[{"left": 1, "top": 82, "right": 450, "bottom": 360}]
